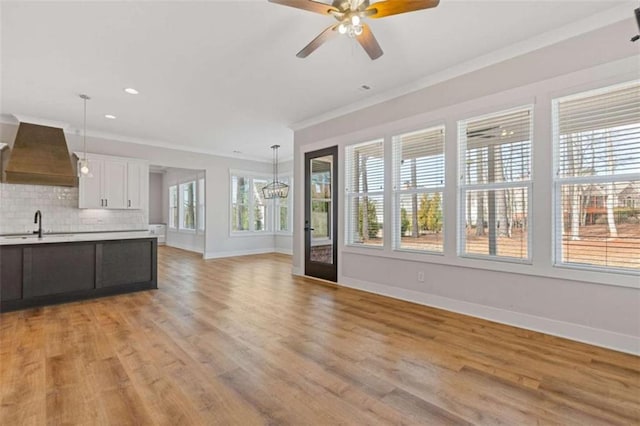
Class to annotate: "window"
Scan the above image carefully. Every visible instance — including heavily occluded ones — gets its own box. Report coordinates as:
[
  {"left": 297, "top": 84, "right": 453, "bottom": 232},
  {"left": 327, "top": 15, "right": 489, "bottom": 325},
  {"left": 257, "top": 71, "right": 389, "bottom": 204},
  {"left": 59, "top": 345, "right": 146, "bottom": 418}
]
[
  {"left": 346, "top": 139, "right": 384, "bottom": 246},
  {"left": 553, "top": 81, "right": 640, "bottom": 272},
  {"left": 169, "top": 185, "right": 178, "bottom": 229},
  {"left": 253, "top": 178, "right": 268, "bottom": 232},
  {"left": 179, "top": 181, "right": 196, "bottom": 230},
  {"left": 197, "top": 177, "right": 205, "bottom": 232},
  {"left": 458, "top": 107, "right": 532, "bottom": 261},
  {"left": 393, "top": 126, "right": 445, "bottom": 253},
  {"left": 275, "top": 177, "right": 291, "bottom": 233},
  {"left": 231, "top": 175, "right": 250, "bottom": 231},
  {"left": 230, "top": 173, "right": 290, "bottom": 233}
]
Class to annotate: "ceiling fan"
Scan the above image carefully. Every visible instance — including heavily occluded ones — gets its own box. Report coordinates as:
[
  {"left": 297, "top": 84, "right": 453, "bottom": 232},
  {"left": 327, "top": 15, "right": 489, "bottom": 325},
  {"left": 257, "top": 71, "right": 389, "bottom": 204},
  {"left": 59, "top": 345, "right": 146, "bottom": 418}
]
[{"left": 269, "top": 0, "right": 440, "bottom": 60}]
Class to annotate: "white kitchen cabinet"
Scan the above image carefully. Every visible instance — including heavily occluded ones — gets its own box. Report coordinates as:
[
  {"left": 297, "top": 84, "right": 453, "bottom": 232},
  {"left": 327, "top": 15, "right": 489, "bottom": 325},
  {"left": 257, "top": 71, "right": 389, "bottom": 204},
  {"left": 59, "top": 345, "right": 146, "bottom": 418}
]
[
  {"left": 77, "top": 153, "right": 148, "bottom": 210},
  {"left": 103, "top": 159, "right": 127, "bottom": 209},
  {"left": 126, "top": 161, "right": 146, "bottom": 209},
  {"left": 78, "top": 157, "right": 104, "bottom": 208}
]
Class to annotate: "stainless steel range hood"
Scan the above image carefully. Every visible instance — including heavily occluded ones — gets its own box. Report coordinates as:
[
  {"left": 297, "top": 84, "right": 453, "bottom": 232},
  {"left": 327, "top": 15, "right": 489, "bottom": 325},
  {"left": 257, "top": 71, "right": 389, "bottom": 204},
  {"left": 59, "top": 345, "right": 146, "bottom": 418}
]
[{"left": 5, "top": 121, "right": 77, "bottom": 187}]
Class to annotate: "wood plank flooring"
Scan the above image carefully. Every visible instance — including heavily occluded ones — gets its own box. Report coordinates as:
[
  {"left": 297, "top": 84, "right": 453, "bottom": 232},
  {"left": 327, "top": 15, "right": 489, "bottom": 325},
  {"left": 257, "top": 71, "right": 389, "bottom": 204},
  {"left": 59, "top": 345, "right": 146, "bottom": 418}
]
[{"left": 1, "top": 246, "right": 639, "bottom": 425}]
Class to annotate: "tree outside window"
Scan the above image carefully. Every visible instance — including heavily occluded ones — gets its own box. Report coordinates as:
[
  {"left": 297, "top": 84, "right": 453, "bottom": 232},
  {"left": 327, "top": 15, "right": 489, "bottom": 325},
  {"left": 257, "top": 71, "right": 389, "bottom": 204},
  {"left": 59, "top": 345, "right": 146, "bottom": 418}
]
[{"left": 180, "top": 181, "right": 196, "bottom": 230}]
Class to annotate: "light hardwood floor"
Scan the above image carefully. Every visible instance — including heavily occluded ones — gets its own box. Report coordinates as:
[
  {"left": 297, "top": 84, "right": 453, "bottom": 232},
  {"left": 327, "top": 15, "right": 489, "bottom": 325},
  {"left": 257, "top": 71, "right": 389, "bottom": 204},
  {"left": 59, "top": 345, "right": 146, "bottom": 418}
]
[{"left": 1, "top": 246, "right": 639, "bottom": 425}]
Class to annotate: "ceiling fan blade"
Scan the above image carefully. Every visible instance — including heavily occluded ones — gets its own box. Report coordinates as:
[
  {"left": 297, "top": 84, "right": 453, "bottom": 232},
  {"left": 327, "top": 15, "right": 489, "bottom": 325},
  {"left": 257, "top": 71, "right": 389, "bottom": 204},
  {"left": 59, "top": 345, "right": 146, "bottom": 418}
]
[
  {"left": 269, "top": 0, "right": 339, "bottom": 15},
  {"left": 297, "top": 24, "right": 339, "bottom": 58},
  {"left": 366, "top": 0, "right": 439, "bottom": 18},
  {"left": 356, "top": 24, "right": 383, "bottom": 60}
]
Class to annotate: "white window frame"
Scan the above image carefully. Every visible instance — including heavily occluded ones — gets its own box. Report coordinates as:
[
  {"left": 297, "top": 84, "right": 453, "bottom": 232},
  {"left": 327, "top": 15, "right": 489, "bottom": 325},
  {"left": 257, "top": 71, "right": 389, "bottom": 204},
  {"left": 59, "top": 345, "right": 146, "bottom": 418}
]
[
  {"left": 457, "top": 105, "right": 534, "bottom": 264},
  {"left": 552, "top": 80, "right": 640, "bottom": 274},
  {"left": 345, "top": 139, "right": 385, "bottom": 248},
  {"left": 392, "top": 125, "right": 446, "bottom": 255}
]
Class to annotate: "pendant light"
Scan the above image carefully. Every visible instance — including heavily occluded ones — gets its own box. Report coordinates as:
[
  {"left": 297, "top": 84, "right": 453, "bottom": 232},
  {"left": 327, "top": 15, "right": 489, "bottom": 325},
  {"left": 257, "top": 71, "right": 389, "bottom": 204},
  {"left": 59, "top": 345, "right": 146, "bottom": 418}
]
[
  {"left": 262, "top": 144, "right": 289, "bottom": 199},
  {"left": 78, "top": 94, "right": 91, "bottom": 176}
]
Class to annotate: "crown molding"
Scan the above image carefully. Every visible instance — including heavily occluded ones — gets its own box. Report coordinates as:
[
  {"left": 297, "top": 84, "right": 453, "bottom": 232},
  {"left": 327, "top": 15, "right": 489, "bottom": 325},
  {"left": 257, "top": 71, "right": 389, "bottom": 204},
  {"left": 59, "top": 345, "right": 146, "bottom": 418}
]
[
  {"left": 0, "top": 115, "right": 277, "bottom": 164},
  {"left": 290, "top": 3, "right": 634, "bottom": 131}
]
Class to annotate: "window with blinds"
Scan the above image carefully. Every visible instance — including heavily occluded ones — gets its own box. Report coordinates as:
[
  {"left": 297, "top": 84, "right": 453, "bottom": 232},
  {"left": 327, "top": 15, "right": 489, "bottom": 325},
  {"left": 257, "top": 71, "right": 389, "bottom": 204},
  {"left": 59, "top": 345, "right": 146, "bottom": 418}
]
[
  {"left": 553, "top": 81, "right": 640, "bottom": 272},
  {"left": 458, "top": 107, "right": 533, "bottom": 261},
  {"left": 345, "top": 139, "right": 385, "bottom": 246},
  {"left": 392, "top": 126, "right": 445, "bottom": 252}
]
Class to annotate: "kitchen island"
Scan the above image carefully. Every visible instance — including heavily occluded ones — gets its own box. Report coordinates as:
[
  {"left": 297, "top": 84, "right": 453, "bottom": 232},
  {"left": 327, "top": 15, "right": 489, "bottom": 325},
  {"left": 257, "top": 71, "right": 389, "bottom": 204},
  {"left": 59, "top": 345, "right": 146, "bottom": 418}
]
[{"left": 0, "top": 231, "right": 157, "bottom": 312}]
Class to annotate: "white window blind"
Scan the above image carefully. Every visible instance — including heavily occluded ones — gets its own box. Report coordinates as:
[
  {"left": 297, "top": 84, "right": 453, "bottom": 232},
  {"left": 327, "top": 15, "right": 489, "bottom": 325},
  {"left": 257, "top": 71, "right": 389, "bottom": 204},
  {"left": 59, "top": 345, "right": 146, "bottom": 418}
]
[
  {"left": 553, "top": 81, "right": 640, "bottom": 272},
  {"left": 458, "top": 107, "right": 532, "bottom": 261},
  {"left": 345, "top": 139, "right": 385, "bottom": 246},
  {"left": 392, "top": 126, "right": 445, "bottom": 252}
]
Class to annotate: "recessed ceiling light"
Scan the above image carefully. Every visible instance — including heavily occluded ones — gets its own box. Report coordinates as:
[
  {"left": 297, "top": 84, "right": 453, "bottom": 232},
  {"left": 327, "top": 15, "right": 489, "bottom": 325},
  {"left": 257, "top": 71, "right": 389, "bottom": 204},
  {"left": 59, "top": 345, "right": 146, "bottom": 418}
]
[
  {"left": 233, "top": 150, "right": 242, "bottom": 154},
  {"left": 124, "top": 88, "right": 139, "bottom": 95},
  {"left": 105, "top": 114, "right": 117, "bottom": 119},
  {"left": 360, "top": 84, "right": 372, "bottom": 90}
]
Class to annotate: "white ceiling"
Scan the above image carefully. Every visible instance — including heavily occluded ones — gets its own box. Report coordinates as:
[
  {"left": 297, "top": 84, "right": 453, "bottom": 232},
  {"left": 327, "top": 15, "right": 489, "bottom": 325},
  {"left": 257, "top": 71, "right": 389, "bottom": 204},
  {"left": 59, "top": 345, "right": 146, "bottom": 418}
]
[{"left": 0, "top": 1, "right": 633, "bottom": 161}]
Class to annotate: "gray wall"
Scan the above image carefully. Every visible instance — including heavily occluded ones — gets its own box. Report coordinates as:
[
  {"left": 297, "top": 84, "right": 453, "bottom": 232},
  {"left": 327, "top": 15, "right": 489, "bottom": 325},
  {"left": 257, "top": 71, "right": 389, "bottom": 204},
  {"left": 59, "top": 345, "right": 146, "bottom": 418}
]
[
  {"left": 148, "top": 172, "right": 164, "bottom": 224},
  {"left": 292, "top": 20, "right": 640, "bottom": 354}
]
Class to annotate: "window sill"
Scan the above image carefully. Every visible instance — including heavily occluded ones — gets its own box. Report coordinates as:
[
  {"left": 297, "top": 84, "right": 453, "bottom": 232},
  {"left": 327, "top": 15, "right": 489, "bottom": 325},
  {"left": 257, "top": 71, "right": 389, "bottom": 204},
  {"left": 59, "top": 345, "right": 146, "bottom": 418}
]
[{"left": 230, "top": 231, "right": 275, "bottom": 238}]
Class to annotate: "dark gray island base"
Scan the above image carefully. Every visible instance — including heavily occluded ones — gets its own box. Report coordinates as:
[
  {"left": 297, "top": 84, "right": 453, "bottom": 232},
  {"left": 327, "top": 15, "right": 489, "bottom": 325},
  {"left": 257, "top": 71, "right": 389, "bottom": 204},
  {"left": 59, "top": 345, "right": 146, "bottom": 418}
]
[{"left": 0, "top": 237, "right": 157, "bottom": 312}]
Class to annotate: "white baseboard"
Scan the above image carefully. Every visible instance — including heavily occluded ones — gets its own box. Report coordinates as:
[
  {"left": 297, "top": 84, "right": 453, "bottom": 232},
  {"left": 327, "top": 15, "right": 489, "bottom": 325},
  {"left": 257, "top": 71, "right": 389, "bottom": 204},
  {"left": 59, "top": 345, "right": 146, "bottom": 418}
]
[
  {"left": 274, "top": 248, "right": 293, "bottom": 255},
  {"left": 165, "top": 242, "right": 203, "bottom": 254},
  {"left": 340, "top": 277, "right": 640, "bottom": 356},
  {"left": 204, "top": 247, "right": 276, "bottom": 260}
]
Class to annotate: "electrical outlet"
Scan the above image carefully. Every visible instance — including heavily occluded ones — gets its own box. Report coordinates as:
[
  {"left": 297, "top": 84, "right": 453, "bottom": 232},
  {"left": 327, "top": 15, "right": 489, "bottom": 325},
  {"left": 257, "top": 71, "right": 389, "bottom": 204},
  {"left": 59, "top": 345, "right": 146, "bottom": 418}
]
[{"left": 417, "top": 271, "right": 425, "bottom": 282}]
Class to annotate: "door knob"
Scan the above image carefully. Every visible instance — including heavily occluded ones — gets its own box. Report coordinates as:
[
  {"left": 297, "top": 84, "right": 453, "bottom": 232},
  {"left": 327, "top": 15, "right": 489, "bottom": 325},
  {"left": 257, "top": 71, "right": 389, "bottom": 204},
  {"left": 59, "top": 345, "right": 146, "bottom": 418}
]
[{"left": 304, "top": 226, "right": 315, "bottom": 232}]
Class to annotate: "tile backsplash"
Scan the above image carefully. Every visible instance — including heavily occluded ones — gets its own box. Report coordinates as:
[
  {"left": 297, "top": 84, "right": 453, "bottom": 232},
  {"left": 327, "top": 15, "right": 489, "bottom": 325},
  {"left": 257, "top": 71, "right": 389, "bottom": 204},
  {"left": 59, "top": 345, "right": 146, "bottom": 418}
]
[{"left": 0, "top": 183, "right": 147, "bottom": 234}]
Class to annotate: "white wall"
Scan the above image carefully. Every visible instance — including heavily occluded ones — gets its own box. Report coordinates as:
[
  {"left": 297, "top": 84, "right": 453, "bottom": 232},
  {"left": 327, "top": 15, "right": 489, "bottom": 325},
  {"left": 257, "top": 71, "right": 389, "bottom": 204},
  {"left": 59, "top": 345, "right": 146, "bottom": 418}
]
[
  {"left": 0, "top": 122, "right": 292, "bottom": 258},
  {"left": 292, "top": 20, "right": 640, "bottom": 354},
  {"left": 148, "top": 172, "right": 163, "bottom": 224}
]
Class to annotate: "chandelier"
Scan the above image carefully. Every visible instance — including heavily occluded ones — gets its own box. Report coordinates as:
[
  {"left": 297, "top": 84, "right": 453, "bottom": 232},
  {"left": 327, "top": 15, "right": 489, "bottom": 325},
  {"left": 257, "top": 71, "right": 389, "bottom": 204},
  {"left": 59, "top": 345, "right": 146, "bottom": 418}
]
[{"left": 262, "top": 144, "right": 289, "bottom": 199}]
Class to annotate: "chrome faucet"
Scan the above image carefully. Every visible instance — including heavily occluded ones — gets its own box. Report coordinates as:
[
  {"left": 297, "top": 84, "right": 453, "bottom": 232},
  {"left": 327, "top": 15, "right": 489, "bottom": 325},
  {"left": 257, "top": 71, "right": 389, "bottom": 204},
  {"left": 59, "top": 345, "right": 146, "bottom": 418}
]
[{"left": 33, "top": 210, "right": 42, "bottom": 239}]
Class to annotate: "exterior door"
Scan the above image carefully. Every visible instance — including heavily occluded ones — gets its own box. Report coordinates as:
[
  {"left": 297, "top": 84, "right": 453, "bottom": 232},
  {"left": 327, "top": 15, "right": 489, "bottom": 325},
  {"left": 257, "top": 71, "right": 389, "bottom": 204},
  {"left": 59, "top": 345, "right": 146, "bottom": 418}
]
[{"left": 305, "top": 146, "right": 338, "bottom": 282}]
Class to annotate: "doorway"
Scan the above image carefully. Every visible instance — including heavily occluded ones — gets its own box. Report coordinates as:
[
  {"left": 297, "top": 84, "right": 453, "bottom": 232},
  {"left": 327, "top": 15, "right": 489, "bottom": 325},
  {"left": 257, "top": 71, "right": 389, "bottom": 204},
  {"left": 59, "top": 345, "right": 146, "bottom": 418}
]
[{"left": 304, "top": 146, "right": 338, "bottom": 282}]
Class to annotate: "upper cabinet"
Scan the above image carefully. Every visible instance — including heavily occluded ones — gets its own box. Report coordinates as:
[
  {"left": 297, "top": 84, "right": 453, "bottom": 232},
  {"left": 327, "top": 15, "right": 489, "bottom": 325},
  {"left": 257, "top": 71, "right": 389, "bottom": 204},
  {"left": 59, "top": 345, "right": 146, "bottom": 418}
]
[{"left": 77, "top": 153, "right": 148, "bottom": 210}]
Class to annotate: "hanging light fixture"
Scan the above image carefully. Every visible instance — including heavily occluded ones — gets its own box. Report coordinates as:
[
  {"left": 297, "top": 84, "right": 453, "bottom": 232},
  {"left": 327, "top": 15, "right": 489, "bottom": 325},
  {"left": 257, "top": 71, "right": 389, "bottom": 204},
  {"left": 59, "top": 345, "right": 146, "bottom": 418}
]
[
  {"left": 262, "top": 144, "right": 289, "bottom": 199},
  {"left": 78, "top": 94, "right": 91, "bottom": 176}
]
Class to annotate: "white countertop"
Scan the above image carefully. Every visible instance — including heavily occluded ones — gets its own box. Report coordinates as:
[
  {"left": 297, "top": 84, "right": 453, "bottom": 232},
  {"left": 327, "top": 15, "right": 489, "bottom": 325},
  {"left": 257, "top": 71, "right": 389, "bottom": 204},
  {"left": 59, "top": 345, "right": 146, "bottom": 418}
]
[{"left": 0, "top": 231, "right": 158, "bottom": 246}]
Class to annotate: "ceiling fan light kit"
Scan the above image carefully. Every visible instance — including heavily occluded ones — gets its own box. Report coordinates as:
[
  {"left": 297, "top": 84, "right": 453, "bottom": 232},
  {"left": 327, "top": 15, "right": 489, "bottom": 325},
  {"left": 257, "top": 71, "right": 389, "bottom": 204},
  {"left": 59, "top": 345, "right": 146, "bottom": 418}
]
[{"left": 269, "top": 0, "right": 440, "bottom": 60}]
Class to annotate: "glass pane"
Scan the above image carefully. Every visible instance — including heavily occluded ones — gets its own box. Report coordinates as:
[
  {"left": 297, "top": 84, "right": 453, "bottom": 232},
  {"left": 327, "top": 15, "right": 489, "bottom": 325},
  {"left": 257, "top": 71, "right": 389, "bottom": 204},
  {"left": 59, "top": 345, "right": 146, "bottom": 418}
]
[
  {"left": 232, "top": 204, "right": 249, "bottom": 231},
  {"left": 181, "top": 182, "right": 196, "bottom": 230},
  {"left": 279, "top": 206, "right": 288, "bottom": 232},
  {"left": 348, "top": 194, "right": 384, "bottom": 247},
  {"left": 311, "top": 200, "right": 330, "bottom": 239},
  {"left": 558, "top": 181, "right": 640, "bottom": 270},
  {"left": 310, "top": 155, "right": 333, "bottom": 264},
  {"left": 232, "top": 176, "right": 249, "bottom": 204},
  {"left": 397, "top": 192, "right": 443, "bottom": 252},
  {"left": 169, "top": 186, "right": 178, "bottom": 228},
  {"left": 463, "top": 188, "right": 529, "bottom": 259},
  {"left": 253, "top": 179, "right": 268, "bottom": 231}
]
